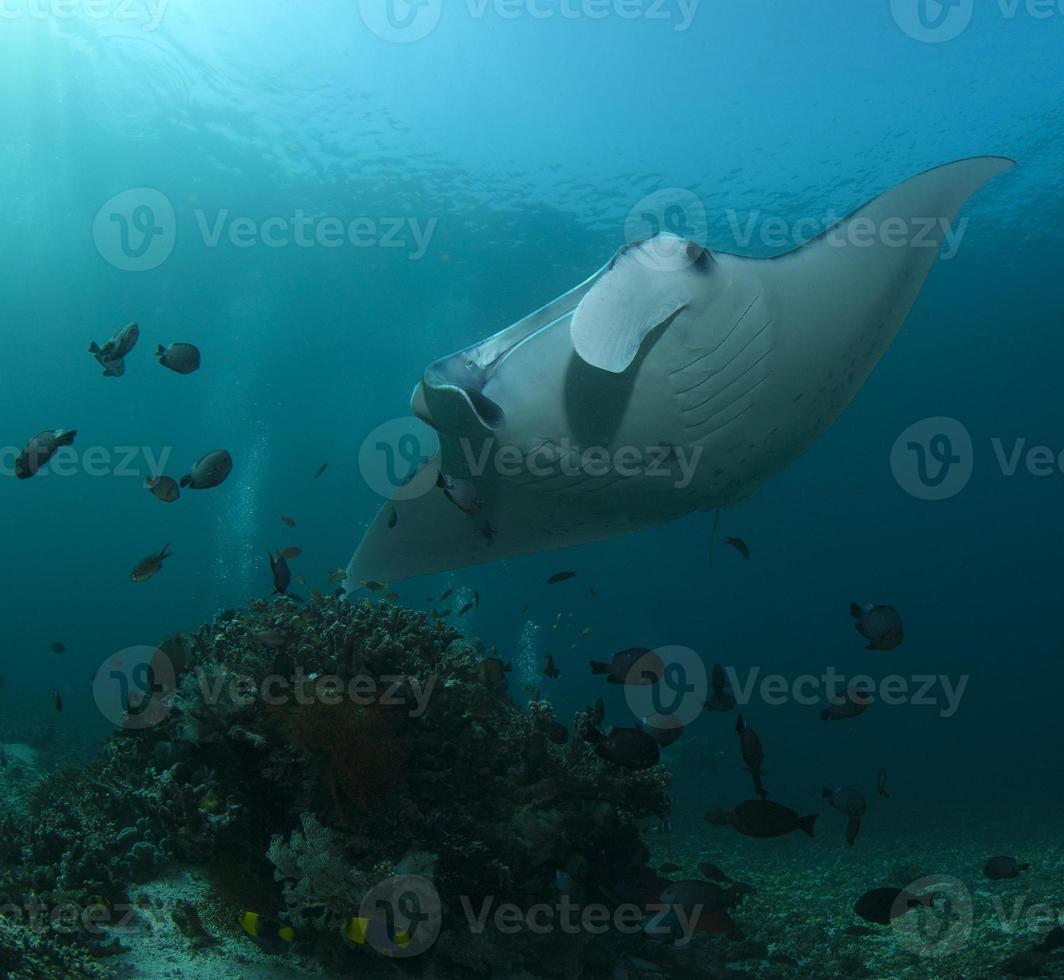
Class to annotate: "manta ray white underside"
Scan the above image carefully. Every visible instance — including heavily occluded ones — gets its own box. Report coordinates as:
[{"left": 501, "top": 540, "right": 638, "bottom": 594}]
[{"left": 348, "top": 156, "right": 1014, "bottom": 586}]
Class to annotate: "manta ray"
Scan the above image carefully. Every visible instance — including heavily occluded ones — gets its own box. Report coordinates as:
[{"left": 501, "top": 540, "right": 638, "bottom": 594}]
[{"left": 347, "top": 156, "right": 1014, "bottom": 585}]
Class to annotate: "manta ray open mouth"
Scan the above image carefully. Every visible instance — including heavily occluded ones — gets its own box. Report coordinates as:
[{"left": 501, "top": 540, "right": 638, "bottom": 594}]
[{"left": 349, "top": 156, "right": 1015, "bottom": 586}]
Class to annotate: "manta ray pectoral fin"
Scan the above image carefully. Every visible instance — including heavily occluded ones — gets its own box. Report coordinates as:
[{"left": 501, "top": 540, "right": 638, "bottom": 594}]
[{"left": 570, "top": 233, "right": 707, "bottom": 373}]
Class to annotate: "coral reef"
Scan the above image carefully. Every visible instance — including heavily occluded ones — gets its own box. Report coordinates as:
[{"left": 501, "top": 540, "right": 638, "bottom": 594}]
[{"left": 0, "top": 595, "right": 672, "bottom": 978}]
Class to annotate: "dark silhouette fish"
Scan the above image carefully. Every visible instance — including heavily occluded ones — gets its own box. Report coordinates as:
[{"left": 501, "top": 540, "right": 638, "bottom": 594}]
[
  {"left": 723, "top": 537, "right": 750, "bottom": 559},
  {"left": 88, "top": 321, "right": 139, "bottom": 377},
  {"left": 543, "top": 655, "right": 560, "bottom": 680},
  {"left": 736, "top": 714, "right": 768, "bottom": 799},
  {"left": 314, "top": 463, "right": 328, "bottom": 479},
  {"left": 145, "top": 475, "right": 180, "bottom": 503},
  {"left": 823, "top": 787, "right": 867, "bottom": 846},
  {"left": 588, "top": 726, "right": 660, "bottom": 770},
  {"left": 854, "top": 887, "right": 931, "bottom": 925},
  {"left": 15, "top": 429, "right": 76, "bottom": 479},
  {"left": 821, "top": 684, "right": 873, "bottom": 721},
  {"left": 850, "top": 602, "right": 904, "bottom": 651},
  {"left": 706, "top": 800, "right": 817, "bottom": 839},
  {"left": 180, "top": 449, "right": 233, "bottom": 490},
  {"left": 877, "top": 767, "right": 889, "bottom": 798},
  {"left": 983, "top": 856, "right": 1030, "bottom": 880},
  {"left": 547, "top": 571, "right": 578, "bottom": 585},
  {"left": 155, "top": 342, "right": 201, "bottom": 375},
  {"left": 705, "top": 662, "right": 736, "bottom": 712},
  {"left": 590, "top": 647, "right": 665, "bottom": 686},
  {"left": 130, "top": 543, "right": 173, "bottom": 583},
  {"left": 269, "top": 552, "right": 292, "bottom": 595}
]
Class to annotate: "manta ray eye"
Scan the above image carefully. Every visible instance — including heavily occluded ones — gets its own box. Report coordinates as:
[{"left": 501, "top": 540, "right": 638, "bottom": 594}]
[{"left": 686, "top": 242, "right": 710, "bottom": 268}]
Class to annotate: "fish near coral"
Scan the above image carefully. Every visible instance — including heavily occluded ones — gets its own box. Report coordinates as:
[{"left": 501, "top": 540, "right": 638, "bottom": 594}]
[{"left": 130, "top": 543, "right": 173, "bottom": 583}]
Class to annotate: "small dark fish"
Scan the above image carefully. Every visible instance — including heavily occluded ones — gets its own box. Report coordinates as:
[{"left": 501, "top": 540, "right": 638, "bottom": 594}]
[
  {"left": 458, "top": 601, "right": 474, "bottom": 616},
  {"left": 388, "top": 509, "right": 398, "bottom": 529},
  {"left": 88, "top": 321, "right": 139, "bottom": 376},
  {"left": 480, "top": 521, "right": 496, "bottom": 545},
  {"left": 544, "top": 655, "right": 560, "bottom": 680},
  {"left": 723, "top": 537, "right": 750, "bottom": 560},
  {"left": 547, "top": 571, "right": 577, "bottom": 585},
  {"left": 589, "top": 587, "right": 598, "bottom": 598},
  {"left": 823, "top": 788, "right": 867, "bottom": 847},
  {"left": 478, "top": 658, "right": 511, "bottom": 685},
  {"left": 1038, "top": 925, "right": 1064, "bottom": 952},
  {"left": 697, "top": 862, "right": 733, "bottom": 884},
  {"left": 314, "top": 463, "right": 328, "bottom": 480},
  {"left": 280, "top": 515, "right": 297, "bottom": 528},
  {"left": 278, "top": 547, "right": 302, "bottom": 560},
  {"left": 705, "top": 800, "right": 817, "bottom": 839},
  {"left": 382, "top": 591, "right": 400, "bottom": 602},
  {"left": 877, "top": 768, "right": 889, "bottom": 799},
  {"left": 50, "top": 642, "right": 67, "bottom": 654},
  {"left": 155, "top": 342, "right": 201, "bottom": 375},
  {"left": 705, "top": 662, "right": 736, "bottom": 712},
  {"left": 589, "top": 647, "right": 665, "bottom": 686},
  {"left": 130, "top": 543, "right": 173, "bottom": 583},
  {"left": 269, "top": 552, "right": 292, "bottom": 595},
  {"left": 15, "top": 429, "right": 77, "bottom": 479},
  {"left": 361, "top": 580, "right": 388, "bottom": 591},
  {"left": 642, "top": 716, "right": 684, "bottom": 747},
  {"left": 590, "top": 697, "right": 605, "bottom": 728},
  {"left": 735, "top": 714, "right": 765, "bottom": 772},
  {"left": 546, "top": 721, "right": 569, "bottom": 744},
  {"left": 850, "top": 602, "right": 904, "bottom": 651},
  {"left": 660, "top": 862, "right": 682, "bottom": 874},
  {"left": 180, "top": 449, "right": 232, "bottom": 490},
  {"left": 437, "top": 472, "right": 481, "bottom": 515},
  {"left": 145, "top": 475, "right": 180, "bottom": 503},
  {"left": 854, "top": 887, "right": 930, "bottom": 925},
  {"left": 52, "top": 690, "right": 63, "bottom": 712},
  {"left": 983, "top": 856, "right": 1030, "bottom": 880},
  {"left": 474, "top": 591, "right": 480, "bottom": 608},
  {"left": 588, "top": 726, "right": 660, "bottom": 770},
  {"left": 656, "top": 820, "right": 672, "bottom": 834},
  {"left": 821, "top": 684, "right": 873, "bottom": 721},
  {"left": 327, "top": 568, "right": 345, "bottom": 584}
]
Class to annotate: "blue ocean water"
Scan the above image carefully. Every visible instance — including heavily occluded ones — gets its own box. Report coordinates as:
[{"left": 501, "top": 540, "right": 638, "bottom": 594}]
[{"left": 1, "top": 1, "right": 1062, "bottom": 973}]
